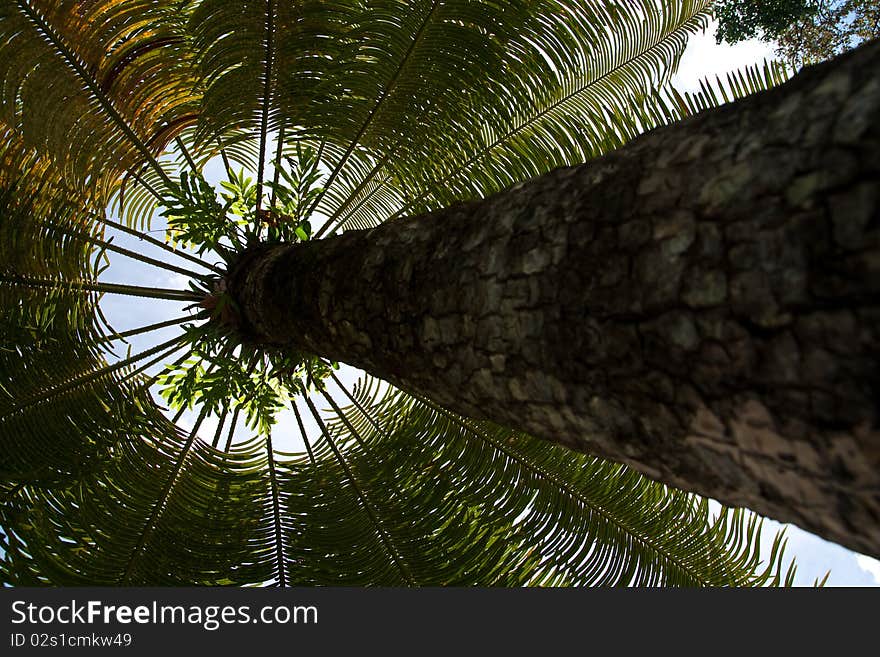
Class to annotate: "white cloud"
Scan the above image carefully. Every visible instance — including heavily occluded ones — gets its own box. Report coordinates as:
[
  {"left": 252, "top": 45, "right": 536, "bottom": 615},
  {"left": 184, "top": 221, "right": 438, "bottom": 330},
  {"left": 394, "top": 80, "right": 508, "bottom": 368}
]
[
  {"left": 672, "top": 20, "right": 776, "bottom": 93},
  {"left": 164, "top": 271, "right": 192, "bottom": 290},
  {"left": 856, "top": 555, "right": 880, "bottom": 585},
  {"left": 199, "top": 415, "right": 220, "bottom": 441}
]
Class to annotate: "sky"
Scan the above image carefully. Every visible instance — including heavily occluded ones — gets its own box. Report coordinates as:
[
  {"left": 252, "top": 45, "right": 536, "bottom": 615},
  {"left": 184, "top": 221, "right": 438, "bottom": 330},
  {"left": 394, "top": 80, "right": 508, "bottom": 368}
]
[{"left": 91, "top": 19, "right": 880, "bottom": 587}]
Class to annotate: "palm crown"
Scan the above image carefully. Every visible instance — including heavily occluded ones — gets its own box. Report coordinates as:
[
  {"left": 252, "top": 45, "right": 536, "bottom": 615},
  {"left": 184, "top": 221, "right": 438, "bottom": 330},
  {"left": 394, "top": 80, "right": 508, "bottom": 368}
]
[{"left": 0, "top": 0, "right": 801, "bottom": 585}]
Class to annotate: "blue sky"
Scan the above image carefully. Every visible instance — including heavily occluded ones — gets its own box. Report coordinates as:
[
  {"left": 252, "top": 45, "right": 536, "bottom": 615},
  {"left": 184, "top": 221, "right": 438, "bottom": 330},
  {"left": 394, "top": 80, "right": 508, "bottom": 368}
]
[{"left": 92, "top": 19, "right": 880, "bottom": 587}]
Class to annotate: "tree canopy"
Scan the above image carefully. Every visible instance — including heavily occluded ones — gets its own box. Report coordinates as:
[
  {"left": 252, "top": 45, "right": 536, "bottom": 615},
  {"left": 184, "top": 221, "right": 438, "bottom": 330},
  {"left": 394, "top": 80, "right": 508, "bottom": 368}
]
[
  {"left": 0, "top": 0, "right": 817, "bottom": 586},
  {"left": 715, "top": 0, "right": 821, "bottom": 44},
  {"left": 715, "top": 0, "right": 880, "bottom": 67}
]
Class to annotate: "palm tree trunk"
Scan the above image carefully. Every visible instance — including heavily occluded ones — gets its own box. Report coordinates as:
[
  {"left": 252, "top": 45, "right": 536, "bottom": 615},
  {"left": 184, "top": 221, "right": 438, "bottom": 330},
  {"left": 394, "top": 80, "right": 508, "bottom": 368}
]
[{"left": 228, "top": 40, "right": 880, "bottom": 557}]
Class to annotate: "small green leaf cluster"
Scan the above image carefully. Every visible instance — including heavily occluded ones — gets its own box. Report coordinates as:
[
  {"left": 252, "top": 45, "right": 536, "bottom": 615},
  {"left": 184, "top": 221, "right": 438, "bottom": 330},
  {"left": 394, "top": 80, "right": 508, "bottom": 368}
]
[
  {"left": 158, "top": 321, "right": 337, "bottom": 437},
  {"left": 161, "top": 144, "right": 324, "bottom": 258},
  {"left": 161, "top": 171, "right": 228, "bottom": 255},
  {"left": 262, "top": 143, "right": 324, "bottom": 244}
]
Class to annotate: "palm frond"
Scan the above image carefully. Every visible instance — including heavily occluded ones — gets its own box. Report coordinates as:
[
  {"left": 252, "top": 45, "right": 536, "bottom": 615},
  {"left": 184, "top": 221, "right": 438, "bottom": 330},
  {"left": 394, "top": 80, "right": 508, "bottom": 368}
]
[
  {"left": 315, "top": 380, "right": 796, "bottom": 586},
  {"left": 1, "top": 373, "right": 798, "bottom": 586},
  {"left": 0, "top": 0, "right": 197, "bottom": 196},
  {"left": 189, "top": 0, "right": 354, "bottom": 145},
  {"left": 316, "top": 0, "right": 714, "bottom": 234}
]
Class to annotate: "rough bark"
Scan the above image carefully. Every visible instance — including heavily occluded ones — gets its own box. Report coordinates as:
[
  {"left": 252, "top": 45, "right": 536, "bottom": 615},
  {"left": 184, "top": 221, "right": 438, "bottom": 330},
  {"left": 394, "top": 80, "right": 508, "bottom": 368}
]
[{"left": 229, "top": 40, "right": 880, "bottom": 557}]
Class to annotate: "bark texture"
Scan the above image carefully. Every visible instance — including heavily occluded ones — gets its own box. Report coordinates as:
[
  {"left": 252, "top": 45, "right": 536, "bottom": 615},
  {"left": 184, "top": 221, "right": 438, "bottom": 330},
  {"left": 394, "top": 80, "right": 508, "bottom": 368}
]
[{"left": 229, "top": 40, "right": 880, "bottom": 557}]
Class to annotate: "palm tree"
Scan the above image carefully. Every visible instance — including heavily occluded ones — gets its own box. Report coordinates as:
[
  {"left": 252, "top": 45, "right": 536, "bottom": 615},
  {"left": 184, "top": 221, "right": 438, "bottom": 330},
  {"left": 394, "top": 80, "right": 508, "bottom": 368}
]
[
  {"left": 232, "top": 37, "right": 880, "bottom": 558},
  {"left": 0, "top": 0, "right": 822, "bottom": 585}
]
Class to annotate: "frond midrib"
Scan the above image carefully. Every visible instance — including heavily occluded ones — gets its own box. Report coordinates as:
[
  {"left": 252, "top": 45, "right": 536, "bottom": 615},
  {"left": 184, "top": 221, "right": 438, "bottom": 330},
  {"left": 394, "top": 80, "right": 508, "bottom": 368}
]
[
  {"left": 413, "top": 394, "right": 713, "bottom": 586},
  {"left": 303, "top": 395, "right": 416, "bottom": 585}
]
